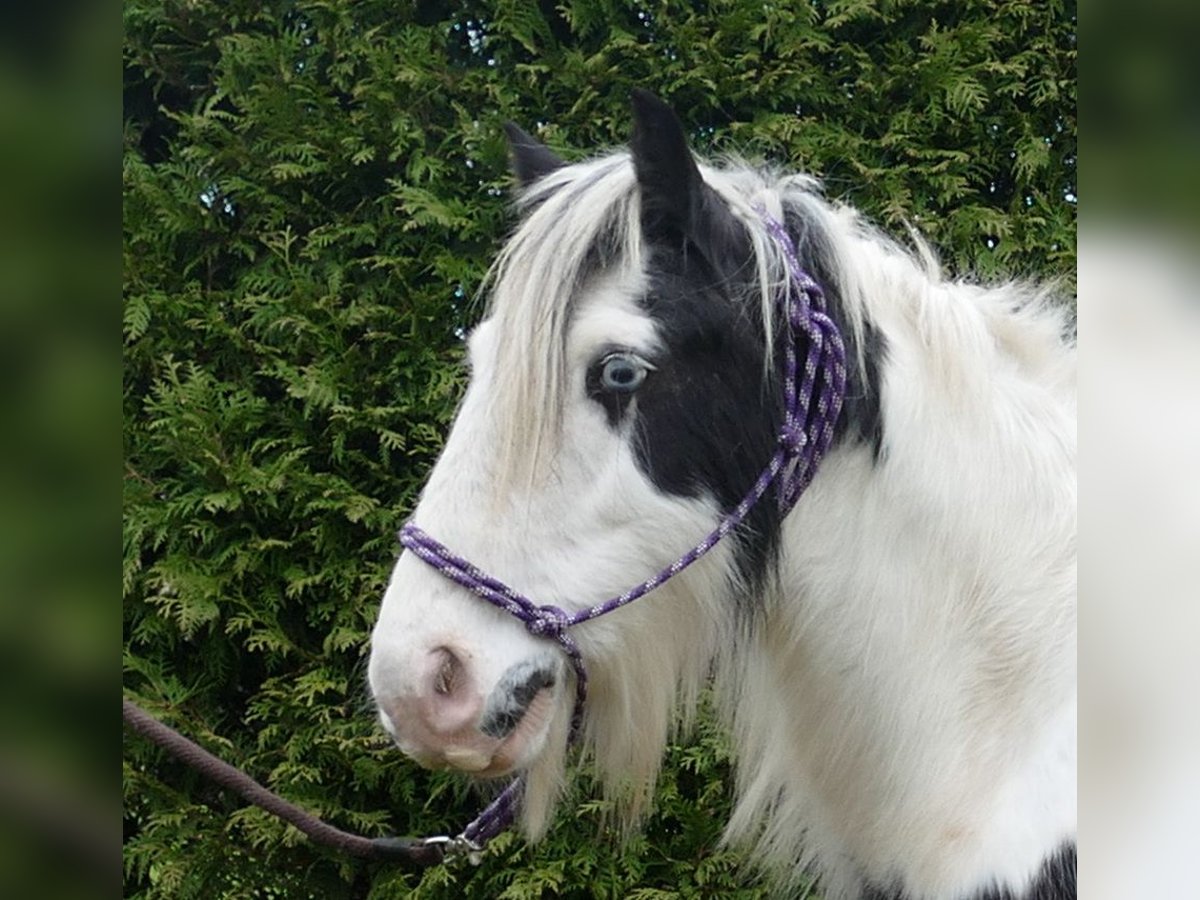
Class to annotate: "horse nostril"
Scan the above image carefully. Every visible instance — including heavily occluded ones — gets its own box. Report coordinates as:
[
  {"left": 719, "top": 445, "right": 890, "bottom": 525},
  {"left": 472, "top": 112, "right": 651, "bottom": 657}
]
[
  {"left": 430, "top": 646, "right": 463, "bottom": 697},
  {"left": 480, "top": 659, "right": 557, "bottom": 739}
]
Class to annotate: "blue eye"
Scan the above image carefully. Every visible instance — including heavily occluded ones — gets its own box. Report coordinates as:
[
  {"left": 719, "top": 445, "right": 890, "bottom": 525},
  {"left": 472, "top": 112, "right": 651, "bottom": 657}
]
[{"left": 599, "top": 353, "right": 648, "bottom": 393}]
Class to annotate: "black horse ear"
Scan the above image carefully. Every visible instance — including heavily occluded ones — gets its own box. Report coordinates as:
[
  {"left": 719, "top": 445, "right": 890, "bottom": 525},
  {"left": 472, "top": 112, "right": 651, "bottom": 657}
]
[
  {"left": 630, "top": 90, "right": 750, "bottom": 272},
  {"left": 629, "top": 88, "right": 704, "bottom": 242},
  {"left": 502, "top": 122, "right": 565, "bottom": 187}
]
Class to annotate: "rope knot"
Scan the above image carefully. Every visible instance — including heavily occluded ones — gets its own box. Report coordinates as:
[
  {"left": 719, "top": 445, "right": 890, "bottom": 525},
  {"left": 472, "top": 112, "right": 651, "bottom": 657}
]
[
  {"left": 778, "top": 421, "right": 807, "bottom": 456},
  {"left": 527, "top": 605, "right": 570, "bottom": 639}
]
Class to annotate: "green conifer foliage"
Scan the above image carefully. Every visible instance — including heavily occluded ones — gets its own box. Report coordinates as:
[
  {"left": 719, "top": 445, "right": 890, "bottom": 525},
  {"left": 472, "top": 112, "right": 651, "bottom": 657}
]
[{"left": 124, "top": 1, "right": 1074, "bottom": 896}]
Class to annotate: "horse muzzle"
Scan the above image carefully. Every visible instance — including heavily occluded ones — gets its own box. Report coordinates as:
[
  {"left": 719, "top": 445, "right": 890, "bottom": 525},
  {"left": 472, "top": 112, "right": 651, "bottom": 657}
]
[{"left": 371, "top": 643, "right": 561, "bottom": 778}]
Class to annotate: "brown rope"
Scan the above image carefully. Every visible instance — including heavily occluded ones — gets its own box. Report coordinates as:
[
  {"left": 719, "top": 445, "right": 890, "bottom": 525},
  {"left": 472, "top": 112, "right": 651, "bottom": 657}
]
[{"left": 122, "top": 698, "right": 445, "bottom": 866}]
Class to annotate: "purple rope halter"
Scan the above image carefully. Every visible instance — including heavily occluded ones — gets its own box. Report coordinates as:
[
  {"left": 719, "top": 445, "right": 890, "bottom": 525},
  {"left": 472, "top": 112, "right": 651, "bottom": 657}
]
[{"left": 397, "top": 207, "right": 847, "bottom": 861}]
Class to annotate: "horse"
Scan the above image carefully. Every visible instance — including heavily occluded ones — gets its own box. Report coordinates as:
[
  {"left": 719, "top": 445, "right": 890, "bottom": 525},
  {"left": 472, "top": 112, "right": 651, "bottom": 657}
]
[{"left": 367, "top": 90, "right": 1076, "bottom": 900}]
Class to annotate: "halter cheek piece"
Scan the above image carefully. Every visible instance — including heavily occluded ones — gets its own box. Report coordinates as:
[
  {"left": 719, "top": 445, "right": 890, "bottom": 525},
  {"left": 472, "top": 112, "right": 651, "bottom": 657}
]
[{"left": 398, "top": 208, "right": 847, "bottom": 860}]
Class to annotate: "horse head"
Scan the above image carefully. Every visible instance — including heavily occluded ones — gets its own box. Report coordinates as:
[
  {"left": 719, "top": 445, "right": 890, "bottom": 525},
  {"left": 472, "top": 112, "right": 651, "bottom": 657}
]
[{"left": 368, "top": 91, "right": 793, "bottom": 830}]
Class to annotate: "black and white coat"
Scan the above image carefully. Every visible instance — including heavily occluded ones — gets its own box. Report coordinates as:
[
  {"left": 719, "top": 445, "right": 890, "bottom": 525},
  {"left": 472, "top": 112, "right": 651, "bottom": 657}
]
[{"left": 368, "top": 92, "right": 1076, "bottom": 900}]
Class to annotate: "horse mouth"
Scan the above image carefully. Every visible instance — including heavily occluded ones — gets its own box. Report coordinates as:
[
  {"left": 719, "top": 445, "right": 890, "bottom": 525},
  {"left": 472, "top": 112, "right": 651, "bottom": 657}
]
[
  {"left": 468, "top": 685, "right": 557, "bottom": 777},
  {"left": 393, "top": 684, "right": 557, "bottom": 778}
]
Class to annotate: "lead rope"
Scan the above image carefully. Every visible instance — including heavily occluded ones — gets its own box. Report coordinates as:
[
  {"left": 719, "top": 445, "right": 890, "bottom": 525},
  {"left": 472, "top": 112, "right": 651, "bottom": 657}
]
[
  {"left": 121, "top": 208, "right": 846, "bottom": 868},
  {"left": 122, "top": 698, "right": 455, "bottom": 865},
  {"left": 398, "top": 206, "right": 847, "bottom": 852}
]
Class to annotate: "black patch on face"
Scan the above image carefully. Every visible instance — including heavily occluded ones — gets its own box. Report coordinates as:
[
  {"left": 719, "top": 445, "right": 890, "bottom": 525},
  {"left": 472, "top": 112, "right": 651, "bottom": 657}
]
[
  {"left": 584, "top": 197, "right": 888, "bottom": 600},
  {"left": 624, "top": 242, "right": 785, "bottom": 597},
  {"left": 572, "top": 90, "right": 889, "bottom": 602},
  {"left": 862, "top": 841, "right": 1076, "bottom": 900}
]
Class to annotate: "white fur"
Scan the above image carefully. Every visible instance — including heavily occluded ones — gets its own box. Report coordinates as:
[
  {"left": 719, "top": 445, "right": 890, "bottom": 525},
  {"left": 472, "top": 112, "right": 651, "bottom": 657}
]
[{"left": 369, "top": 153, "right": 1075, "bottom": 899}]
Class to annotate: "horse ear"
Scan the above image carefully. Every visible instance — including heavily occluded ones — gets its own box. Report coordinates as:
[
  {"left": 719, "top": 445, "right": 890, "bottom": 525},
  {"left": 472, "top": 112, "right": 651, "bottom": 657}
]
[
  {"left": 502, "top": 122, "right": 565, "bottom": 187},
  {"left": 629, "top": 88, "right": 704, "bottom": 242}
]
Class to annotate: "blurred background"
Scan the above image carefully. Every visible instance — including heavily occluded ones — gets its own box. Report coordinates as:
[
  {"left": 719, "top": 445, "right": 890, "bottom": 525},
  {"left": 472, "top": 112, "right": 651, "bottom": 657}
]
[
  {"left": 0, "top": 0, "right": 115, "bottom": 898},
  {"left": 1081, "top": 0, "right": 1200, "bottom": 896}
]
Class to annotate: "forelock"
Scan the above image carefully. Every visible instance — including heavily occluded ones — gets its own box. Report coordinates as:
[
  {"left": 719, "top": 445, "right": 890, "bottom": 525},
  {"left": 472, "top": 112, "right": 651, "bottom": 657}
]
[{"left": 483, "top": 153, "right": 643, "bottom": 496}]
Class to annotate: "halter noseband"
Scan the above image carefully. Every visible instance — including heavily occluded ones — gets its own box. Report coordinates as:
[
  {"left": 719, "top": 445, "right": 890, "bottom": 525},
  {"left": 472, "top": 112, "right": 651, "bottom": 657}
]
[{"left": 396, "top": 208, "right": 847, "bottom": 858}]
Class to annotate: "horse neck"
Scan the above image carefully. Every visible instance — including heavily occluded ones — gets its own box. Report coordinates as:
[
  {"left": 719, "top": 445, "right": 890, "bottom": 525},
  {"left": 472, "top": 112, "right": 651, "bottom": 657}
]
[
  {"left": 769, "top": 275, "right": 1075, "bottom": 720},
  {"left": 717, "top": 280, "right": 1076, "bottom": 897}
]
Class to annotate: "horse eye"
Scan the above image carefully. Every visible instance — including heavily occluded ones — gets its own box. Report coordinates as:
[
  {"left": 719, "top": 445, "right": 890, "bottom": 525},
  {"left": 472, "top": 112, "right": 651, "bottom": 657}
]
[{"left": 599, "top": 353, "right": 647, "bottom": 393}]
